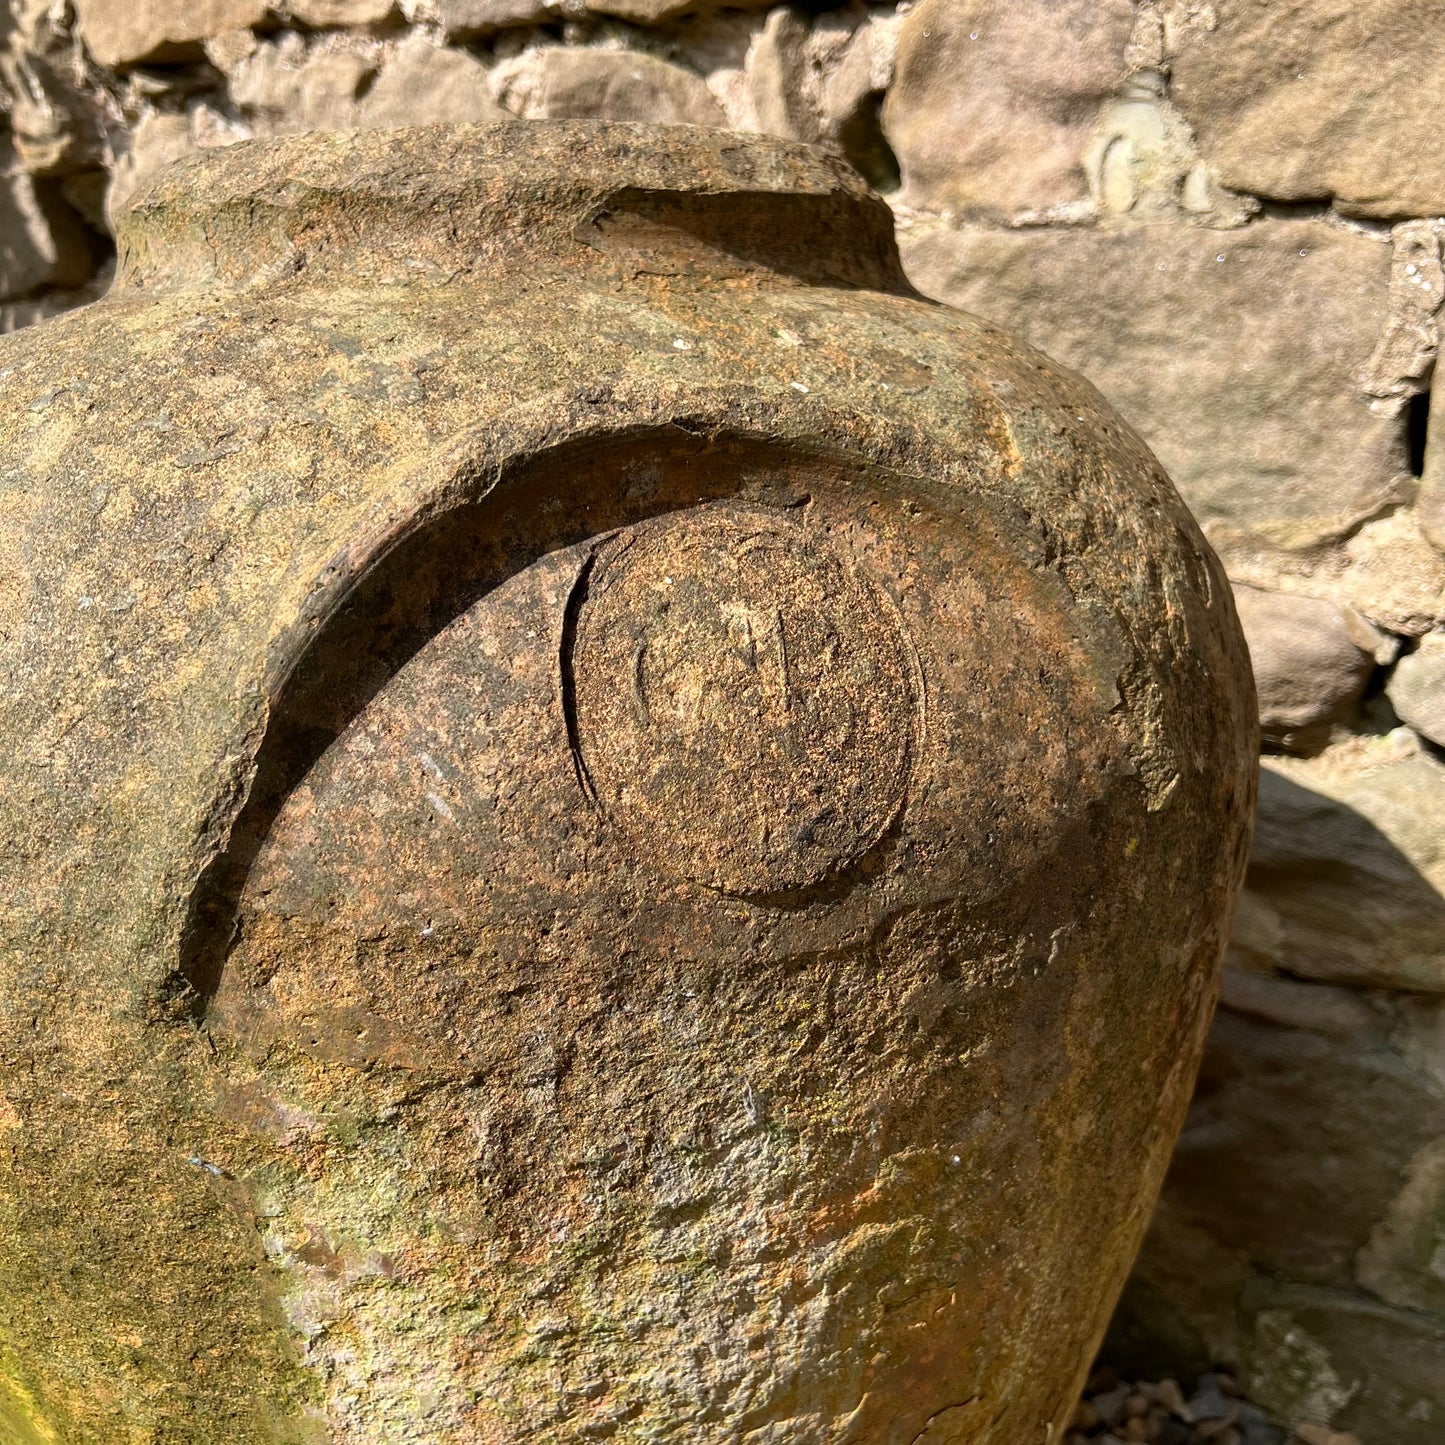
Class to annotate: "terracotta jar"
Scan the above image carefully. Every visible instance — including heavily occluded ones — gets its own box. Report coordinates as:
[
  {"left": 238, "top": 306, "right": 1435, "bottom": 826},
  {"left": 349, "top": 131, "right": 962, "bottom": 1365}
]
[{"left": 0, "top": 123, "right": 1255, "bottom": 1444}]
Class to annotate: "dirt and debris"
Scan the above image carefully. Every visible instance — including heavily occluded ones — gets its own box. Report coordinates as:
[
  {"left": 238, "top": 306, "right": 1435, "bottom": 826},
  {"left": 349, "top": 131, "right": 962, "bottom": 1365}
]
[{"left": 1072, "top": 1368, "right": 1362, "bottom": 1445}]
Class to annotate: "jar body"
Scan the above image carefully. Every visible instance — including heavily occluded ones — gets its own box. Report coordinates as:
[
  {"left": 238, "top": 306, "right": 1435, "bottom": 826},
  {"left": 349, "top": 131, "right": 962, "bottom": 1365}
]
[{"left": 0, "top": 124, "right": 1256, "bottom": 1444}]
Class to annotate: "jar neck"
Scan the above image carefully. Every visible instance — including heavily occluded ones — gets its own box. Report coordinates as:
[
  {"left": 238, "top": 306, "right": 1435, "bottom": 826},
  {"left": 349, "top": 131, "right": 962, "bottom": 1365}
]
[{"left": 113, "top": 121, "right": 909, "bottom": 299}]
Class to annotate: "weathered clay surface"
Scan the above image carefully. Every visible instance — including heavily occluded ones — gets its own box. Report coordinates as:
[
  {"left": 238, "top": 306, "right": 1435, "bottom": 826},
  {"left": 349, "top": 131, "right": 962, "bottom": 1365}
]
[
  {"left": 0, "top": 122, "right": 1255, "bottom": 1443},
  {"left": 3, "top": 0, "right": 1445, "bottom": 1432}
]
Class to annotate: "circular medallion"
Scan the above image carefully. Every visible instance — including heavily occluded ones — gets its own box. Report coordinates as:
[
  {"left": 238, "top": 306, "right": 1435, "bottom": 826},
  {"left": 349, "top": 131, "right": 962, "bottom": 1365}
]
[{"left": 568, "top": 506, "right": 918, "bottom": 896}]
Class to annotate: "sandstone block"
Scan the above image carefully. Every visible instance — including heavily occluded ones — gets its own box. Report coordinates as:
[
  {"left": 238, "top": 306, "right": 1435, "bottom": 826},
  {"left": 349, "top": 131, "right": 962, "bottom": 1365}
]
[
  {"left": 1167, "top": 0, "right": 1445, "bottom": 220},
  {"left": 1361, "top": 221, "right": 1445, "bottom": 404},
  {"left": 222, "top": 32, "right": 504, "bottom": 138},
  {"left": 288, "top": 0, "right": 396, "bottom": 22},
  {"left": 107, "top": 113, "right": 200, "bottom": 226},
  {"left": 1421, "top": 384, "right": 1445, "bottom": 555},
  {"left": 0, "top": 270, "right": 109, "bottom": 334},
  {"left": 743, "top": 8, "right": 818, "bottom": 142},
  {"left": 1162, "top": 979, "right": 1442, "bottom": 1289},
  {"left": 729, "top": 11, "right": 898, "bottom": 187},
  {"left": 819, "top": 21, "right": 875, "bottom": 137},
  {"left": 72, "top": 0, "right": 271, "bottom": 66},
  {"left": 1333, "top": 508, "right": 1445, "bottom": 639},
  {"left": 439, "top": 0, "right": 772, "bottom": 21},
  {"left": 1241, "top": 1282, "right": 1445, "bottom": 1444},
  {"left": 1355, "top": 1137, "right": 1445, "bottom": 1316},
  {"left": 1083, "top": 73, "right": 1255, "bottom": 225},
  {"left": 818, "top": 20, "right": 899, "bottom": 189},
  {"left": 355, "top": 37, "right": 506, "bottom": 129},
  {"left": 226, "top": 34, "right": 379, "bottom": 133},
  {"left": 107, "top": 106, "right": 250, "bottom": 226},
  {"left": 0, "top": 145, "right": 94, "bottom": 301},
  {"left": 497, "top": 48, "right": 725, "bottom": 126},
  {"left": 1233, "top": 585, "right": 1389, "bottom": 753},
  {"left": 883, "top": 0, "right": 1134, "bottom": 218},
  {"left": 583, "top": 0, "right": 772, "bottom": 24},
  {"left": 0, "top": 27, "right": 108, "bottom": 179},
  {"left": 74, "top": 0, "right": 400, "bottom": 66},
  {"left": 1120, "top": 975, "right": 1445, "bottom": 1445},
  {"left": 901, "top": 219, "right": 1404, "bottom": 564},
  {"left": 1389, "top": 631, "right": 1445, "bottom": 746},
  {"left": 1229, "top": 743, "right": 1445, "bottom": 992},
  {"left": 430, "top": 0, "right": 556, "bottom": 34}
]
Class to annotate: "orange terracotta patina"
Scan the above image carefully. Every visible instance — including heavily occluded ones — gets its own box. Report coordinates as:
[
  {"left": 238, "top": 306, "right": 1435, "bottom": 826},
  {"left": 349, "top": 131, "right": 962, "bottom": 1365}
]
[{"left": 0, "top": 123, "right": 1256, "bottom": 1444}]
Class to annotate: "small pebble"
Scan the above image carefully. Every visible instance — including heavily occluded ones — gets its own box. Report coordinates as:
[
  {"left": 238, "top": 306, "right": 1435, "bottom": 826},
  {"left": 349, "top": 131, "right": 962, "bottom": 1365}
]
[
  {"left": 1188, "top": 1393, "right": 1238, "bottom": 1426},
  {"left": 1094, "top": 1385, "right": 1132, "bottom": 1426},
  {"left": 1199, "top": 1415, "right": 1241, "bottom": 1439},
  {"left": 1155, "top": 1380, "right": 1187, "bottom": 1415},
  {"left": 1294, "top": 1427, "right": 1362, "bottom": 1445},
  {"left": 1067, "top": 1367, "right": 1302, "bottom": 1445}
]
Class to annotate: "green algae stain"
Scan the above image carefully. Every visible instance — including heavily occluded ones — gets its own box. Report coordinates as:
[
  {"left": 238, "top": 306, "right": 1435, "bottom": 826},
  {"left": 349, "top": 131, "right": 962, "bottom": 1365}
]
[{"left": 0, "top": 1368, "right": 58, "bottom": 1445}]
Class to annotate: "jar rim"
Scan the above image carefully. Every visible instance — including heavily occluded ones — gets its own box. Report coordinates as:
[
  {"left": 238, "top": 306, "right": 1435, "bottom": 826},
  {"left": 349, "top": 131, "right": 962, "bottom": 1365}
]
[{"left": 114, "top": 120, "right": 907, "bottom": 298}]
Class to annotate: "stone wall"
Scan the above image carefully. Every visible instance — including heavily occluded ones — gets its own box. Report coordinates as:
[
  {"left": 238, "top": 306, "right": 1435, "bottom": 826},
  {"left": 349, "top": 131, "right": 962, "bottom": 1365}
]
[{"left": 1, "top": 2, "right": 1441, "bottom": 1442}]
